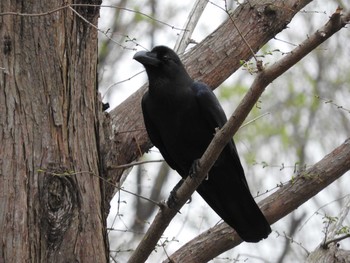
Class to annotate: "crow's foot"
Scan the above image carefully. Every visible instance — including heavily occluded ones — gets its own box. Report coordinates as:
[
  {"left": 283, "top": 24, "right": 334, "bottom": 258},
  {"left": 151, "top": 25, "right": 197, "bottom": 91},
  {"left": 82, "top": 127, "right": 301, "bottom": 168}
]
[
  {"left": 167, "top": 179, "right": 184, "bottom": 211},
  {"left": 189, "top": 159, "right": 201, "bottom": 178}
]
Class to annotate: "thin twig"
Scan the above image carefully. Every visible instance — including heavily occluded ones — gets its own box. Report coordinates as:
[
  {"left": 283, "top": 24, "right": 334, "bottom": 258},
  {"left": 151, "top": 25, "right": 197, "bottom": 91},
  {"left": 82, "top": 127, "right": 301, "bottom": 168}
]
[
  {"left": 71, "top": 4, "right": 186, "bottom": 31},
  {"left": 209, "top": 0, "right": 259, "bottom": 63},
  {"left": 322, "top": 194, "right": 350, "bottom": 248},
  {"left": 102, "top": 70, "right": 144, "bottom": 99},
  {"left": 0, "top": 5, "right": 69, "bottom": 16},
  {"left": 316, "top": 95, "right": 350, "bottom": 114},
  {"left": 240, "top": 112, "right": 270, "bottom": 129},
  {"left": 323, "top": 234, "right": 350, "bottom": 248},
  {"left": 298, "top": 194, "right": 350, "bottom": 232},
  {"left": 0, "top": 4, "right": 186, "bottom": 51},
  {"left": 67, "top": 6, "right": 136, "bottom": 50},
  {"left": 38, "top": 168, "right": 160, "bottom": 206},
  {"left": 0, "top": 4, "right": 186, "bottom": 31},
  {"left": 110, "top": 159, "right": 164, "bottom": 170}
]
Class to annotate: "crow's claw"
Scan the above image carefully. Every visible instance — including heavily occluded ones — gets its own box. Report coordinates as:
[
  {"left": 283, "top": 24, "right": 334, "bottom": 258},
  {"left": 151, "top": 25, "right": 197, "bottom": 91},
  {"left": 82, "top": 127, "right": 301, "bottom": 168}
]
[
  {"left": 189, "top": 159, "right": 201, "bottom": 178},
  {"left": 167, "top": 179, "right": 184, "bottom": 211},
  {"left": 187, "top": 196, "right": 192, "bottom": 204},
  {"left": 167, "top": 188, "right": 178, "bottom": 210}
]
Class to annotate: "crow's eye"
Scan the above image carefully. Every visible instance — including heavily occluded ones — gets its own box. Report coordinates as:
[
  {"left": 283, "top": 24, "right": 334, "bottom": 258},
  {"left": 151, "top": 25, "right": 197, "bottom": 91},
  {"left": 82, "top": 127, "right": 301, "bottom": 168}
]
[{"left": 162, "top": 55, "right": 171, "bottom": 61}]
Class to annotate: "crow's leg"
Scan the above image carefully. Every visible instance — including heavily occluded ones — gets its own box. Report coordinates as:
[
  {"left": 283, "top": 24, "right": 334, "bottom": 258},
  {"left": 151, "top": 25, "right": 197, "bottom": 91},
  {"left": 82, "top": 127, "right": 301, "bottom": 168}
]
[
  {"left": 167, "top": 179, "right": 192, "bottom": 210},
  {"left": 167, "top": 179, "right": 184, "bottom": 210},
  {"left": 189, "top": 159, "right": 209, "bottom": 180},
  {"left": 189, "top": 159, "right": 200, "bottom": 178}
]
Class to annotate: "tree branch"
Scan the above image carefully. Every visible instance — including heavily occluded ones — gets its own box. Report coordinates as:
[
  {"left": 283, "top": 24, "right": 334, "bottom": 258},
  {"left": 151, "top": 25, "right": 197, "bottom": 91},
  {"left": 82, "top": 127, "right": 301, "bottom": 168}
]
[
  {"left": 129, "top": 8, "right": 350, "bottom": 263},
  {"left": 305, "top": 195, "right": 350, "bottom": 262},
  {"left": 174, "top": 0, "right": 208, "bottom": 54},
  {"left": 325, "top": 195, "right": 350, "bottom": 245}
]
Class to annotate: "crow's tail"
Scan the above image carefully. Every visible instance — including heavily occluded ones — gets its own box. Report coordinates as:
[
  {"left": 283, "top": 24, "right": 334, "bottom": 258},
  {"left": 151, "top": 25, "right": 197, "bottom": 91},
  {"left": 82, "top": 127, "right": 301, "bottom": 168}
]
[{"left": 196, "top": 155, "right": 271, "bottom": 242}]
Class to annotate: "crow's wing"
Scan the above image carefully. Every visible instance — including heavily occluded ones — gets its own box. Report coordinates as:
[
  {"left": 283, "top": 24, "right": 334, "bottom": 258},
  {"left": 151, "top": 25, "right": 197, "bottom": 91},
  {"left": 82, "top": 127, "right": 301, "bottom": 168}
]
[
  {"left": 141, "top": 91, "right": 183, "bottom": 173},
  {"left": 191, "top": 82, "right": 227, "bottom": 128},
  {"left": 191, "top": 81, "right": 248, "bottom": 187}
]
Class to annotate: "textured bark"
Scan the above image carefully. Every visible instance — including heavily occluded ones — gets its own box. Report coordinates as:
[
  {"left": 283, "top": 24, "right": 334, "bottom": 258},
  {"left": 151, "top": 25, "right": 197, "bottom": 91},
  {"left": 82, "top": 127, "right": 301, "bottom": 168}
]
[
  {"left": 105, "top": 0, "right": 313, "bottom": 201},
  {"left": 306, "top": 245, "right": 350, "bottom": 263},
  {"left": 0, "top": 1, "right": 108, "bottom": 262}
]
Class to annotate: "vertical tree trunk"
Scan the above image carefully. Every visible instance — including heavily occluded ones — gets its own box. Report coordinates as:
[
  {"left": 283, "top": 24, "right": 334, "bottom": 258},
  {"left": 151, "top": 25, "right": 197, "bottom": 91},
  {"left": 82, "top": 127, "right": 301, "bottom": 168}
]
[{"left": 0, "top": 1, "right": 108, "bottom": 262}]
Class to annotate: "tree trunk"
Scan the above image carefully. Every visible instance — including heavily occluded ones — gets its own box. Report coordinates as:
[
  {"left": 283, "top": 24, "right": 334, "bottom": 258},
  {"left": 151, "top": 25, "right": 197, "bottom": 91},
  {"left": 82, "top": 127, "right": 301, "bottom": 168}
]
[{"left": 0, "top": 1, "right": 108, "bottom": 262}]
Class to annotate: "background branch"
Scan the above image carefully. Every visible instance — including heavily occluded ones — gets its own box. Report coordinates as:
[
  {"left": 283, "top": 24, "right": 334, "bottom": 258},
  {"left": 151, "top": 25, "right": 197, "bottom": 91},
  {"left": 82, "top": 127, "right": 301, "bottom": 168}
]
[
  {"left": 304, "top": 195, "right": 350, "bottom": 262},
  {"left": 173, "top": 0, "right": 208, "bottom": 53}
]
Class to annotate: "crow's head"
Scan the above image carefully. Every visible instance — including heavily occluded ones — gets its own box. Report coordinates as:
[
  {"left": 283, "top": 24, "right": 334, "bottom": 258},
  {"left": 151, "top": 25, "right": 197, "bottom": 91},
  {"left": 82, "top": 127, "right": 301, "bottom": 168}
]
[{"left": 133, "top": 46, "right": 191, "bottom": 85}]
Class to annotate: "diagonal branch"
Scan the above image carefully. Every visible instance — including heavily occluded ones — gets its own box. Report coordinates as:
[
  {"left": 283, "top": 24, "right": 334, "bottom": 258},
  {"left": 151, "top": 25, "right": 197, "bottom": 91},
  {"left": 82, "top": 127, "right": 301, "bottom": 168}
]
[{"left": 128, "top": 9, "right": 350, "bottom": 263}]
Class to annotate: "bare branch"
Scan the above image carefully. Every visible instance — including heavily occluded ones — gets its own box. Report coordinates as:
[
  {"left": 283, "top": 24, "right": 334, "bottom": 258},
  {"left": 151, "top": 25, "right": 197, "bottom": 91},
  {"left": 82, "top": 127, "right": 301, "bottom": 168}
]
[
  {"left": 0, "top": 4, "right": 186, "bottom": 31},
  {"left": 0, "top": 4, "right": 187, "bottom": 51},
  {"left": 323, "top": 234, "right": 350, "bottom": 249},
  {"left": 211, "top": 0, "right": 259, "bottom": 62},
  {"left": 327, "top": 195, "right": 350, "bottom": 242},
  {"left": 174, "top": 0, "right": 208, "bottom": 53},
  {"left": 109, "top": 159, "right": 164, "bottom": 170},
  {"left": 0, "top": 5, "right": 69, "bottom": 17}
]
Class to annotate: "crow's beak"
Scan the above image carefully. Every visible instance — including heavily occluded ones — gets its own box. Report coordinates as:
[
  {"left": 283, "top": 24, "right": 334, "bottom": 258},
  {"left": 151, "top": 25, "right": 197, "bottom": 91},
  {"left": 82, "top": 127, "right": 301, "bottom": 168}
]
[{"left": 133, "top": 51, "right": 160, "bottom": 66}]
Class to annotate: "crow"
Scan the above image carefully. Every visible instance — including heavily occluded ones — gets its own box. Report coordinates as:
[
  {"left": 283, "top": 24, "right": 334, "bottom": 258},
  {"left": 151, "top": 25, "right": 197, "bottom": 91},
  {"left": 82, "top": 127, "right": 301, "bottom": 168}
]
[{"left": 133, "top": 45, "right": 271, "bottom": 242}]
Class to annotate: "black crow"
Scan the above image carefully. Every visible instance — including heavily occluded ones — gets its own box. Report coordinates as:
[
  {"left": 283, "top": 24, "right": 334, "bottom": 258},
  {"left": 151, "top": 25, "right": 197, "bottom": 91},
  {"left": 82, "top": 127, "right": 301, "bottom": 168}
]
[{"left": 134, "top": 45, "right": 271, "bottom": 242}]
